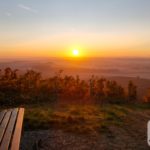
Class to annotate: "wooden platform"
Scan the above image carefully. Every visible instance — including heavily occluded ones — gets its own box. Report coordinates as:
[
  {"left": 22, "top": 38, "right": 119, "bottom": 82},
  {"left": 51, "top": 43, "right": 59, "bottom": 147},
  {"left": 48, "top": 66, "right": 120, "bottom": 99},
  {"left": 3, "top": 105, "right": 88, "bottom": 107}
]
[{"left": 0, "top": 108, "right": 24, "bottom": 150}]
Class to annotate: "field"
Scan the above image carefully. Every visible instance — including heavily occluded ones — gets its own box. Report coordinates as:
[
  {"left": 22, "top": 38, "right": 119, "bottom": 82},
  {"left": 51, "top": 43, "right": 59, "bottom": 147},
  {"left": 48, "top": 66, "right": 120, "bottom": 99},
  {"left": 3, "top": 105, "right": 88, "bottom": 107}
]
[{"left": 19, "top": 103, "right": 150, "bottom": 150}]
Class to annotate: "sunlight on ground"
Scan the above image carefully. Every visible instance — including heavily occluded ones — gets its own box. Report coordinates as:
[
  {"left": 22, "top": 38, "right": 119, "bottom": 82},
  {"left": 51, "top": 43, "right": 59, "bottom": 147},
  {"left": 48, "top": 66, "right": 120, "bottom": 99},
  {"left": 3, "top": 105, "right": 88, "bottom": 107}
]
[{"left": 24, "top": 104, "right": 131, "bottom": 133}]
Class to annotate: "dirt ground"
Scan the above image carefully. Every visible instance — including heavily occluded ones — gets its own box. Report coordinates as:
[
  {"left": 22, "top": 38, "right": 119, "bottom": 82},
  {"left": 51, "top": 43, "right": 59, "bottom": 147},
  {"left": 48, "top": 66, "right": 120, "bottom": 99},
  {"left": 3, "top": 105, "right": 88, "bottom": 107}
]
[{"left": 21, "top": 108, "right": 150, "bottom": 150}]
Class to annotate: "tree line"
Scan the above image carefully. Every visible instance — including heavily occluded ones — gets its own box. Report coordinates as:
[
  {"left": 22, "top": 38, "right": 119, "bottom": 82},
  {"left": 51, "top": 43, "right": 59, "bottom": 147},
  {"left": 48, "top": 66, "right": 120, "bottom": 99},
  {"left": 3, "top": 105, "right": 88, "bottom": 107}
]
[{"left": 0, "top": 67, "right": 145, "bottom": 106}]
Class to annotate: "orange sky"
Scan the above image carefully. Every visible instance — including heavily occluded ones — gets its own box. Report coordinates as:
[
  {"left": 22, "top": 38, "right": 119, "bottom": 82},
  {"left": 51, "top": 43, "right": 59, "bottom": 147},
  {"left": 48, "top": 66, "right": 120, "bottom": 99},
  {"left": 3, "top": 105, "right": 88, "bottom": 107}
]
[{"left": 0, "top": 1, "right": 150, "bottom": 58}]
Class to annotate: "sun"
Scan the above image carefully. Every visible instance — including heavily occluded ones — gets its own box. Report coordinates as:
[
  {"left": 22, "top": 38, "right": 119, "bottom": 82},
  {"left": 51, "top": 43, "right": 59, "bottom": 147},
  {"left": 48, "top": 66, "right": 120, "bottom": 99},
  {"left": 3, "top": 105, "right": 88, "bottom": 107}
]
[{"left": 73, "top": 49, "right": 79, "bottom": 56}]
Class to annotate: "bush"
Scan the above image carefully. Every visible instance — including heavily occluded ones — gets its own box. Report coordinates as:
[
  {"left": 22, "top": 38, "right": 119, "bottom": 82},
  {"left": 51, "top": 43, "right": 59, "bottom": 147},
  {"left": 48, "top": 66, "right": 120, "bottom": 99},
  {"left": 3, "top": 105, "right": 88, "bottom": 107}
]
[{"left": 0, "top": 68, "right": 138, "bottom": 106}]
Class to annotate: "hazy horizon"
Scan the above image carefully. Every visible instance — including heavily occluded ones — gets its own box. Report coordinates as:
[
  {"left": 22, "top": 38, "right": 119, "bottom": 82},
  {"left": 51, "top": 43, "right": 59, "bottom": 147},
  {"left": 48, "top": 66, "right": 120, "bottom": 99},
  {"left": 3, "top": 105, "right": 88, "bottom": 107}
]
[
  {"left": 0, "top": 56, "right": 150, "bottom": 60},
  {"left": 0, "top": 57, "right": 150, "bottom": 80}
]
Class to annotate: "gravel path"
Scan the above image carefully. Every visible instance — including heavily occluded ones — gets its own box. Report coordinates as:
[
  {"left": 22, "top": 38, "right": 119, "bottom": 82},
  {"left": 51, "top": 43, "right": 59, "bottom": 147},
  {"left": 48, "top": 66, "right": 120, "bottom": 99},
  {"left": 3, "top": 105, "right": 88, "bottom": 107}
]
[
  {"left": 20, "top": 109, "right": 150, "bottom": 150},
  {"left": 20, "top": 125, "right": 149, "bottom": 150},
  {"left": 20, "top": 130, "right": 105, "bottom": 150}
]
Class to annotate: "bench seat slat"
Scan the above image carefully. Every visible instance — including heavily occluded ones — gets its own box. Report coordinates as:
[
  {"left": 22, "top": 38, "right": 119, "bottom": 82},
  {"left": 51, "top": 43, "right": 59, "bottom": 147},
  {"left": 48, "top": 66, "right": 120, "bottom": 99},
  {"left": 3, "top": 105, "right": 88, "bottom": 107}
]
[
  {"left": 0, "top": 110, "right": 7, "bottom": 124},
  {"left": 0, "top": 108, "right": 18, "bottom": 150},
  {"left": 0, "top": 110, "right": 12, "bottom": 144},
  {"left": 11, "top": 108, "right": 24, "bottom": 150}
]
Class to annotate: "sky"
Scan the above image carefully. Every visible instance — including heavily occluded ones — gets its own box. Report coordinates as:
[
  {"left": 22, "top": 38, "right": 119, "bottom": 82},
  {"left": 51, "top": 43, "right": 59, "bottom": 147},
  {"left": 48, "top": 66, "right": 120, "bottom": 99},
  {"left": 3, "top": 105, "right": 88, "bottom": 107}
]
[{"left": 0, "top": 0, "right": 150, "bottom": 58}]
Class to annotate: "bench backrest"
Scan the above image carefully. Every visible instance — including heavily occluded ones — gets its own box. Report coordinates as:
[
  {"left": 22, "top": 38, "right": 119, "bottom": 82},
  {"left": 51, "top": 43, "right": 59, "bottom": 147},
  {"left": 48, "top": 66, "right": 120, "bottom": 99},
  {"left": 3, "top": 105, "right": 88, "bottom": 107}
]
[{"left": 0, "top": 108, "right": 24, "bottom": 150}]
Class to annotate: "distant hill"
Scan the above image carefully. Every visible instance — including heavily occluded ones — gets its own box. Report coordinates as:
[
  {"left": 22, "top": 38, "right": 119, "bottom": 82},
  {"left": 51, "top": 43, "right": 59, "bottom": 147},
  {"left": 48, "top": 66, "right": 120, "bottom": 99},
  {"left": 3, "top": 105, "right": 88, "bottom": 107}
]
[{"left": 0, "top": 57, "right": 150, "bottom": 78}]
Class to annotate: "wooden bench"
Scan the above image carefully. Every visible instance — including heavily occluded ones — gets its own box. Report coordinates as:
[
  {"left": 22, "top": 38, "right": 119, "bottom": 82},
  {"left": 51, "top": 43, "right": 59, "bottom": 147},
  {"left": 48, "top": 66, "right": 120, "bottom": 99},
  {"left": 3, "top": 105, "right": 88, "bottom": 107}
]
[{"left": 0, "top": 108, "right": 24, "bottom": 150}]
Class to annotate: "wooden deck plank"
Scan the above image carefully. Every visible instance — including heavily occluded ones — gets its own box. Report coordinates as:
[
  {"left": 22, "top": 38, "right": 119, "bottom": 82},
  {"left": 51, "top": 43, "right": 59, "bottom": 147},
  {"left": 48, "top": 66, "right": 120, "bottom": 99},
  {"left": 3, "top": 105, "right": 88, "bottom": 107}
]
[
  {"left": 11, "top": 108, "right": 24, "bottom": 150},
  {"left": 0, "top": 110, "right": 7, "bottom": 124},
  {"left": 0, "top": 110, "right": 12, "bottom": 145},
  {"left": 0, "top": 108, "right": 18, "bottom": 150}
]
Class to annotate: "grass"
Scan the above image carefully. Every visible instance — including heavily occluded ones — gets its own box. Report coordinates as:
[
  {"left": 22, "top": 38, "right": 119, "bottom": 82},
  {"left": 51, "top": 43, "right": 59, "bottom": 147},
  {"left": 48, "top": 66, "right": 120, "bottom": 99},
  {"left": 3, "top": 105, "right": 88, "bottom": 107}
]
[
  {"left": 2, "top": 102, "right": 150, "bottom": 134},
  {"left": 23, "top": 103, "right": 138, "bottom": 134}
]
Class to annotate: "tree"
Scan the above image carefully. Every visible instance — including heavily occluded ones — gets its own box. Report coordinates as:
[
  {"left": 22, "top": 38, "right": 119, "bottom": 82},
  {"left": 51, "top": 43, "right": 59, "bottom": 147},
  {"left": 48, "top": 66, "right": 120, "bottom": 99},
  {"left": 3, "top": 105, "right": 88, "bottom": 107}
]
[
  {"left": 11, "top": 69, "right": 19, "bottom": 80},
  {"left": 106, "top": 80, "right": 125, "bottom": 104},
  {"left": 95, "top": 78, "right": 106, "bottom": 104},
  {"left": 128, "top": 81, "right": 137, "bottom": 102},
  {"left": 89, "top": 75, "right": 96, "bottom": 98},
  {"left": 3, "top": 67, "right": 12, "bottom": 80}
]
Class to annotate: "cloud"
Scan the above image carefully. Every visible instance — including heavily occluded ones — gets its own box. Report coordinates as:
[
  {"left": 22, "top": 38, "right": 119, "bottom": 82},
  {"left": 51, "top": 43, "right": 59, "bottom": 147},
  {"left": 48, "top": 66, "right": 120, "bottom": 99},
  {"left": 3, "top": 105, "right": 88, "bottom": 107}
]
[
  {"left": 18, "top": 4, "right": 38, "bottom": 13},
  {"left": 5, "top": 12, "right": 12, "bottom": 17}
]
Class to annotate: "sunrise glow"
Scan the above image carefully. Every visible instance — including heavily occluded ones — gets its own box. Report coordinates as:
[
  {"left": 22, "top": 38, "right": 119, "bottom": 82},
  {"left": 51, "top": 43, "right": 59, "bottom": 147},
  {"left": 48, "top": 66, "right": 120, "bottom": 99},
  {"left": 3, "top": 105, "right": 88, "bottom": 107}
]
[
  {"left": 0, "top": 0, "right": 150, "bottom": 58},
  {"left": 73, "top": 50, "right": 79, "bottom": 56}
]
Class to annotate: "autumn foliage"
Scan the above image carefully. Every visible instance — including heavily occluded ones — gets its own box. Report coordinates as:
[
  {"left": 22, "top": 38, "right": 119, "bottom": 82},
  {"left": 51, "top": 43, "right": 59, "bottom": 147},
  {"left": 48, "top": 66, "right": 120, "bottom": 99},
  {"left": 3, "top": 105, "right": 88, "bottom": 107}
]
[{"left": 0, "top": 68, "right": 139, "bottom": 106}]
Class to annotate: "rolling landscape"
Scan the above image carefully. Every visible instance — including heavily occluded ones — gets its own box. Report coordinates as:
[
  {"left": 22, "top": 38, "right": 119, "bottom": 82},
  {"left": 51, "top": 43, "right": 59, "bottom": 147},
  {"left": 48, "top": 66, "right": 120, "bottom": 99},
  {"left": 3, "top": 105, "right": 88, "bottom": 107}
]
[
  {"left": 0, "top": 58, "right": 150, "bottom": 149},
  {"left": 1, "top": 57, "right": 150, "bottom": 78},
  {"left": 0, "top": 0, "right": 150, "bottom": 150}
]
